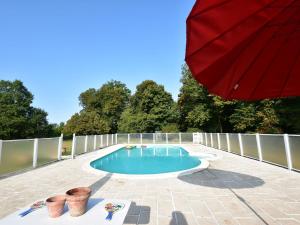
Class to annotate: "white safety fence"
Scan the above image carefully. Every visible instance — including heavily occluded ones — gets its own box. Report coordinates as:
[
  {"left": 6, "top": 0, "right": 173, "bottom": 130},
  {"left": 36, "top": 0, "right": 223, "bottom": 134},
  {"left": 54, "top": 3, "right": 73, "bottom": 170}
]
[
  {"left": 71, "top": 133, "right": 117, "bottom": 158},
  {"left": 0, "top": 135, "right": 63, "bottom": 176},
  {"left": 1, "top": 132, "right": 299, "bottom": 176},
  {"left": 116, "top": 133, "right": 195, "bottom": 145},
  {"left": 195, "top": 132, "right": 300, "bottom": 172}
]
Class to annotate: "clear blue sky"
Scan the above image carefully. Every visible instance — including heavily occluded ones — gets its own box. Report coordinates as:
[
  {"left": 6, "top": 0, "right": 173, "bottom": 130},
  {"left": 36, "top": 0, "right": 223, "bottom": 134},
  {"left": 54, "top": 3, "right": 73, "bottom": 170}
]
[{"left": 0, "top": 0, "right": 195, "bottom": 124}]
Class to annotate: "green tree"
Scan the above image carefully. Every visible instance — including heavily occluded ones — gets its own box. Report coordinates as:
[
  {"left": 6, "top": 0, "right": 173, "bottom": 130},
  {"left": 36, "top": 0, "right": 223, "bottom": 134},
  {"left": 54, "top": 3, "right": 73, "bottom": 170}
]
[
  {"left": 78, "top": 80, "right": 131, "bottom": 133},
  {"left": 118, "top": 80, "right": 176, "bottom": 133},
  {"left": 0, "top": 80, "right": 53, "bottom": 139},
  {"left": 178, "top": 65, "right": 232, "bottom": 132},
  {"left": 178, "top": 65, "right": 211, "bottom": 131},
  {"left": 63, "top": 111, "right": 109, "bottom": 135}
]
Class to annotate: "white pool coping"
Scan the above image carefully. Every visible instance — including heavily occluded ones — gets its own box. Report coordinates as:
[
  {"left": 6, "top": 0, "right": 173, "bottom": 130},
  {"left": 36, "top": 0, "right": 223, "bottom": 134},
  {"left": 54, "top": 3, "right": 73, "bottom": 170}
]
[{"left": 82, "top": 144, "right": 210, "bottom": 179}]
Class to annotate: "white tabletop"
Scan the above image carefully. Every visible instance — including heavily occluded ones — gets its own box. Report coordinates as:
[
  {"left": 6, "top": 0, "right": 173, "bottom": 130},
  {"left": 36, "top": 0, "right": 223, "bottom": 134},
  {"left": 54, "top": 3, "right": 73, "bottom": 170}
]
[{"left": 0, "top": 198, "right": 131, "bottom": 225}]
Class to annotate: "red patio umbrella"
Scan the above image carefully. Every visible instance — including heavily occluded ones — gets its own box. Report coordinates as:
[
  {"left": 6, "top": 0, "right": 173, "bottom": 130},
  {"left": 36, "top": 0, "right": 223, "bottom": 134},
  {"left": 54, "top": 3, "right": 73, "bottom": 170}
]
[{"left": 185, "top": 0, "right": 300, "bottom": 100}]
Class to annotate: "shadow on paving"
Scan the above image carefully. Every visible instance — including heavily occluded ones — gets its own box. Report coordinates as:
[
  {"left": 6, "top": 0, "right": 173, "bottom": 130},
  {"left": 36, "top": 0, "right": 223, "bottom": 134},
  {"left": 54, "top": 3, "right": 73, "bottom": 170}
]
[
  {"left": 178, "top": 168, "right": 264, "bottom": 189},
  {"left": 89, "top": 173, "right": 112, "bottom": 195},
  {"left": 169, "top": 211, "right": 187, "bottom": 225},
  {"left": 124, "top": 202, "right": 150, "bottom": 224},
  {"left": 179, "top": 169, "right": 269, "bottom": 224}
]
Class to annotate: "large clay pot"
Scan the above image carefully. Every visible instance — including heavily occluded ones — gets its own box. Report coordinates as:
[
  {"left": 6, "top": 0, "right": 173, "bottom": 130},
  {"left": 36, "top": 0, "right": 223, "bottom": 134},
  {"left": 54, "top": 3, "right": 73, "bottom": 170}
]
[
  {"left": 66, "top": 187, "right": 91, "bottom": 217},
  {"left": 46, "top": 195, "right": 66, "bottom": 218}
]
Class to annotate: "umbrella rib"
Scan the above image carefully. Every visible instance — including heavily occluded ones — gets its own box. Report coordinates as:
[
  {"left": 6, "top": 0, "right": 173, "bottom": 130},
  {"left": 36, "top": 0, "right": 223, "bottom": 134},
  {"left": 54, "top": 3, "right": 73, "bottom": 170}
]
[
  {"left": 186, "top": 0, "right": 279, "bottom": 60},
  {"left": 224, "top": 1, "right": 299, "bottom": 99}
]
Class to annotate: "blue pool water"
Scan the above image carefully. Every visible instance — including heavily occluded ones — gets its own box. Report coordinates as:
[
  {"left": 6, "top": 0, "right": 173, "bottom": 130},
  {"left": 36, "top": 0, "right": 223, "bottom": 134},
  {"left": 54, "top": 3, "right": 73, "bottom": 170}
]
[{"left": 90, "top": 145, "right": 201, "bottom": 174}]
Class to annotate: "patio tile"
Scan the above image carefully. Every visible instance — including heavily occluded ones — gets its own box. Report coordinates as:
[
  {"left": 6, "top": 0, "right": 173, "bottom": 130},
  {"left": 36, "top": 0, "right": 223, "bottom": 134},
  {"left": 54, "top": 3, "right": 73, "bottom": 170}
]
[
  {"left": 213, "top": 213, "right": 239, "bottom": 225},
  {"left": 189, "top": 200, "right": 212, "bottom": 217},
  {"left": 204, "top": 199, "right": 227, "bottom": 214},
  {"left": 157, "top": 216, "right": 175, "bottom": 225},
  {"left": 236, "top": 217, "right": 268, "bottom": 225},
  {"left": 196, "top": 217, "right": 217, "bottom": 225},
  {"left": 157, "top": 200, "right": 174, "bottom": 217},
  {"left": 276, "top": 219, "right": 300, "bottom": 225}
]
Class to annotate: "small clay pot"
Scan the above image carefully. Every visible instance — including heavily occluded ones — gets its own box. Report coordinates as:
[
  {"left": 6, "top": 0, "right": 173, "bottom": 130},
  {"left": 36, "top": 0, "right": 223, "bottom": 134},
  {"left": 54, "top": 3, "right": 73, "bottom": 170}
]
[
  {"left": 46, "top": 195, "right": 66, "bottom": 218},
  {"left": 66, "top": 187, "right": 91, "bottom": 217}
]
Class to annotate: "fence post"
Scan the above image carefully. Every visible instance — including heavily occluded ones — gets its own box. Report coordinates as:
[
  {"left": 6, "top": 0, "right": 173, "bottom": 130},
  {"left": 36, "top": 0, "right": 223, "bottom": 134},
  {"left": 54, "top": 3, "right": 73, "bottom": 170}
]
[
  {"left": 140, "top": 133, "right": 143, "bottom": 145},
  {"left": 179, "top": 133, "right": 182, "bottom": 144},
  {"left": 106, "top": 135, "right": 109, "bottom": 146},
  {"left": 128, "top": 134, "right": 130, "bottom": 144},
  {"left": 111, "top": 134, "right": 113, "bottom": 145},
  {"left": 210, "top": 133, "right": 213, "bottom": 147},
  {"left": 0, "top": 140, "right": 3, "bottom": 164},
  {"left": 205, "top": 133, "right": 208, "bottom": 146},
  {"left": 71, "top": 133, "right": 76, "bottom": 159},
  {"left": 153, "top": 133, "right": 155, "bottom": 144},
  {"left": 226, "top": 133, "right": 231, "bottom": 152},
  {"left": 33, "top": 138, "right": 38, "bottom": 168},
  {"left": 93, "top": 135, "right": 97, "bottom": 150},
  {"left": 57, "top": 134, "right": 63, "bottom": 160},
  {"left": 101, "top": 135, "right": 103, "bottom": 147},
  {"left": 166, "top": 133, "right": 168, "bottom": 144},
  {"left": 217, "top": 133, "right": 221, "bottom": 149},
  {"left": 238, "top": 133, "right": 244, "bottom": 156},
  {"left": 256, "top": 133, "right": 262, "bottom": 161},
  {"left": 84, "top": 135, "right": 88, "bottom": 152},
  {"left": 284, "top": 134, "right": 292, "bottom": 170},
  {"left": 116, "top": 134, "right": 118, "bottom": 144}
]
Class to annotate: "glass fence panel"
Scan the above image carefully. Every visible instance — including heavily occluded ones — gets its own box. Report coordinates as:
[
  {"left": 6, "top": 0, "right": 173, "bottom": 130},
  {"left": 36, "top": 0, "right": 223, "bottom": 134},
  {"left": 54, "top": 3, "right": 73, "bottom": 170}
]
[
  {"left": 199, "top": 133, "right": 204, "bottom": 144},
  {"left": 168, "top": 133, "right": 180, "bottom": 144},
  {"left": 154, "top": 133, "right": 167, "bottom": 144},
  {"left": 103, "top": 135, "right": 109, "bottom": 146},
  {"left": 117, "top": 134, "right": 128, "bottom": 144},
  {"left": 260, "top": 134, "right": 287, "bottom": 167},
  {"left": 87, "top": 136, "right": 94, "bottom": 151},
  {"left": 206, "top": 134, "right": 211, "bottom": 147},
  {"left": 181, "top": 133, "right": 193, "bottom": 144},
  {"left": 37, "top": 138, "right": 59, "bottom": 166},
  {"left": 242, "top": 134, "right": 258, "bottom": 159},
  {"left": 212, "top": 133, "right": 218, "bottom": 148},
  {"left": 219, "top": 134, "right": 228, "bottom": 151},
  {"left": 75, "top": 136, "right": 85, "bottom": 154},
  {"left": 142, "top": 133, "right": 153, "bottom": 144},
  {"left": 288, "top": 135, "right": 300, "bottom": 171},
  {"left": 129, "top": 133, "right": 140, "bottom": 144},
  {"left": 110, "top": 134, "right": 114, "bottom": 145},
  {"left": 107, "top": 134, "right": 112, "bottom": 146},
  {"left": 0, "top": 139, "right": 34, "bottom": 175},
  {"left": 229, "top": 134, "right": 240, "bottom": 154},
  {"left": 96, "top": 135, "right": 102, "bottom": 149}
]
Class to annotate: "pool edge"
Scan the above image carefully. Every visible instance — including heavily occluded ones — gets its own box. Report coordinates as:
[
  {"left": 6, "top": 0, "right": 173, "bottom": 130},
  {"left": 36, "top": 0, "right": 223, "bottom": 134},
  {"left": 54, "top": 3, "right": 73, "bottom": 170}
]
[{"left": 82, "top": 144, "right": 210, "bottom": 179}]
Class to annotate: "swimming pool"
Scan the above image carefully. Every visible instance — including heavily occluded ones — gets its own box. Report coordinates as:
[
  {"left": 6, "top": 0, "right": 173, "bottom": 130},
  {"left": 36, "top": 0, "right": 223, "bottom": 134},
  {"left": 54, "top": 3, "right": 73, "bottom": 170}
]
[{"left": 90, "top": 145, "right": 201, "bottom": 175}]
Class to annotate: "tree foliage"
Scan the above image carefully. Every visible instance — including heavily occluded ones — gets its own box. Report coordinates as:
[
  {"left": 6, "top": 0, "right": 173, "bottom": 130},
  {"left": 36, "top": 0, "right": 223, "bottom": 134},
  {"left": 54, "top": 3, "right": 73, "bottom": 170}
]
[
  {"left": 0, "top": 80, "right": 54, "bottom": 139},
  {"left": 178, "top": 64, "right": 300, "bottom": 134},
  {"left": 63, "top": 111, "right": 109, "bottom": 135},
  {"left": 65, "top": 80, "right": 131, "bottom": 134},
  {"left": 118, "top": 80, "right": 177, "bottom": 133}
]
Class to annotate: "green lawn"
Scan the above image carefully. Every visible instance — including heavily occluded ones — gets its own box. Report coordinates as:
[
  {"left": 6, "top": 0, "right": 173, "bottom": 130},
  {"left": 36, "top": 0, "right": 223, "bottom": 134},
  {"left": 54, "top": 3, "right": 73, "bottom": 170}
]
[{"left": 62, "top": 139, "right": 73, "bottom": 156}]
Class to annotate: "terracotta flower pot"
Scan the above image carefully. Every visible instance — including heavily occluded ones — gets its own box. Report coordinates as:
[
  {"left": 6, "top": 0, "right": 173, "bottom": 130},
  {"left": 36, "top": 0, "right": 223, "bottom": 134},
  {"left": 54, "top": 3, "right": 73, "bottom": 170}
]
[
  {"left": 66, "top": 187, "right": 91, "bottom": 217},
  {"left": 46, "top": 195, "right": 66, "bottom": 218}
]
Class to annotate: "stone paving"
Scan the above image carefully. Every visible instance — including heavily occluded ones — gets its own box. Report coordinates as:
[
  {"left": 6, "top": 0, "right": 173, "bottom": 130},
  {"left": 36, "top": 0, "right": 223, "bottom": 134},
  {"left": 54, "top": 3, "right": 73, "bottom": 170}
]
[{"left": 1, "top": 144, "right": 300, "bottom": 225}]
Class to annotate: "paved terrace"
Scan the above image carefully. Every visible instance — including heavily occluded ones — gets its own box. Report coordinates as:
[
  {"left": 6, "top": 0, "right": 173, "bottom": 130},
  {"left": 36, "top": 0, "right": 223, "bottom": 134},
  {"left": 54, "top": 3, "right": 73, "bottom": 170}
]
[{"left": 1, "top": 145, "right": 300, "bottom": 225}]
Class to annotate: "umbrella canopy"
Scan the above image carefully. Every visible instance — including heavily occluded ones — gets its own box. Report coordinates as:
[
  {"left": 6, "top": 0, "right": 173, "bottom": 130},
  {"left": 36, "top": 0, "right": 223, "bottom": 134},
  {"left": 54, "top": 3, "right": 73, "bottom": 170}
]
[{"left": 186, "top": 0, "right": 300, "bottom": 100}]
